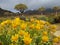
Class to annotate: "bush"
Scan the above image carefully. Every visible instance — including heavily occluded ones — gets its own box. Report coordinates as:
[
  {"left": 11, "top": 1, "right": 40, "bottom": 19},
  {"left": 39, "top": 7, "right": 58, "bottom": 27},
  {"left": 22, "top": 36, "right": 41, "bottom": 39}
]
[
  {"left": 37, "top": 15, "right": 55, "bottom": 23},
  {"left": 37, "top": 15, "right": 48, "bottom": 21}
]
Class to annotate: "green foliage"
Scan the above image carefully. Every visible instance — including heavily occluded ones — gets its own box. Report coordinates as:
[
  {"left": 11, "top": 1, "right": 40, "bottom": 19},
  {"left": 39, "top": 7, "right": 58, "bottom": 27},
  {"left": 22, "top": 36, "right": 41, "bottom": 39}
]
[
  {"left": 38, "top": 16, "right": 48, "bottom": 21},
  {"left": 38, "top": 7, "right": 45, "bottom": 11},
  {"left": 38, "top": 7, "right": 45, "bottom": 15},
  {"left": 53, "top": 6, "right": 60, "bottom": 11},
  {"left": 37, "top": 15, "right": 55, "bottom": 23},
  {"left": 14, "top": 4, "right": 28, "bottom": 13},
  {"left": 48, "top": 17, "right": 55, "bottom": 23},
  {"left": 54, "top": 15, "right": 60, "bottom": 23}
]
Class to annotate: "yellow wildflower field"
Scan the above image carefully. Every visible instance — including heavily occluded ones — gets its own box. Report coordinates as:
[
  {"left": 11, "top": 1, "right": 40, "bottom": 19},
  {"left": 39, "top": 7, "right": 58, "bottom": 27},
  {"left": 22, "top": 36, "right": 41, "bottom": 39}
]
[{"left": 0, "top": 17, "right": 60, "bottom": 45}]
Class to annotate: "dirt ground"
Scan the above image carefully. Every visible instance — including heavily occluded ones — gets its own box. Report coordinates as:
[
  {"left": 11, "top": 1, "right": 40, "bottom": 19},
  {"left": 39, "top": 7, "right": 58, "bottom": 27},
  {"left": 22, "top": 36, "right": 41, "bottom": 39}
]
[{"left": 54, "top": 23, "right": 60, "bottom": 45}]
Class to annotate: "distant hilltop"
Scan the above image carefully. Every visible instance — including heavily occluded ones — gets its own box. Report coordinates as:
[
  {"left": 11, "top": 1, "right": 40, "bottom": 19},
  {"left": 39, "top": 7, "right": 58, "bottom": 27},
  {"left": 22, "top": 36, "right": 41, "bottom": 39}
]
[{"left": 0, "top": 8, "right": 60, "bottom": 16}]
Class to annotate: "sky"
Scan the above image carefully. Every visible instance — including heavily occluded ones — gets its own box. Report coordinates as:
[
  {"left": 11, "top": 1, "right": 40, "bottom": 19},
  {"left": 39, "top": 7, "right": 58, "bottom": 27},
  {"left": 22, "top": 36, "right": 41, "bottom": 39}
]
[{"left": 0, "top": 0, "right": 60, "bottom": 12}]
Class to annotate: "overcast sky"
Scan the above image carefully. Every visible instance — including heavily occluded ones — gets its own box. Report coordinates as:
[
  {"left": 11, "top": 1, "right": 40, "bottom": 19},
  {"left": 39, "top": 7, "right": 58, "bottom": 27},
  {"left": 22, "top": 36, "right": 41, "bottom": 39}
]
[{"left": 0, "top": 0, "right": 60, "bottom": 12}]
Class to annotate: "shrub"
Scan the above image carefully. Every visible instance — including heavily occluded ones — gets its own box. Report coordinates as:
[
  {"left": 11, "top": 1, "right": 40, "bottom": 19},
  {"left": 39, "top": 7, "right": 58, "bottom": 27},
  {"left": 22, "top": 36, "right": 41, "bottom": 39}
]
[
  {"left": 38, "top": 15, "right": 48, "bottom": 21},
  {"left": 37, "top": 15, "right": 55, "bottom": 24}
]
